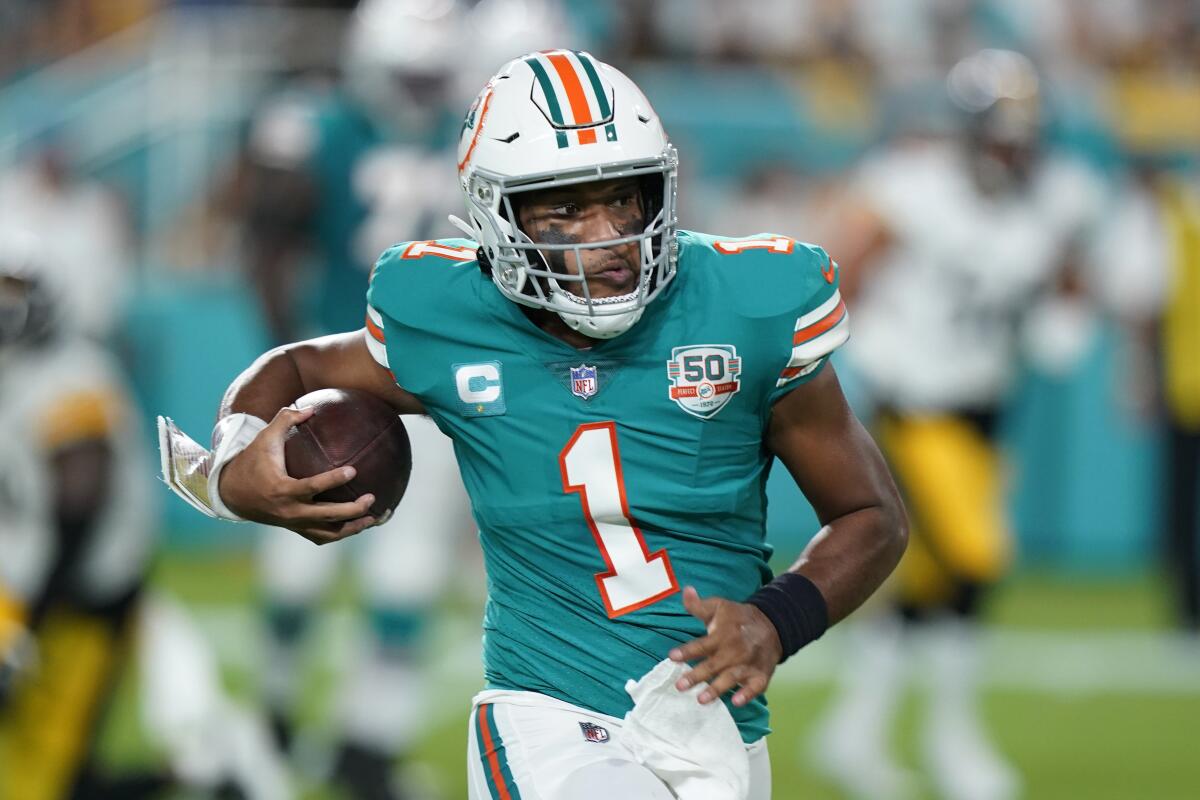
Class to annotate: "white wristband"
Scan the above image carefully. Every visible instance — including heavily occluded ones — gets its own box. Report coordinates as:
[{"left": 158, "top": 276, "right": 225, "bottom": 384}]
[{"left": 206, "top": 413, "right": 269, "bottom": 521}]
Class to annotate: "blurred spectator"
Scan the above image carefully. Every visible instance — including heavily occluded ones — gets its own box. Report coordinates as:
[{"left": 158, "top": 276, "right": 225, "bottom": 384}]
[
  {"left": 1093, "top": 162, "right": 1200, "bottom": 633},
  {"left": 0, "top": 0, "right": 158, "bottom": 78}
]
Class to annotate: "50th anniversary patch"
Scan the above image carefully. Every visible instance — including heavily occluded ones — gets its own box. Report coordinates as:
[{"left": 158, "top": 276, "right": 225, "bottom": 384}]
[{"left": 666, "top": 344, "right": 742, "bottom": 419}]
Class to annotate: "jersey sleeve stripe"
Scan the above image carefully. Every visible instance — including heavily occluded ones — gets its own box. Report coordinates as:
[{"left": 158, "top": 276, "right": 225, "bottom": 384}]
[
  {"left": 777, "top": 314, "right": 850, "bottom": 386},
  {"left": 365, "top": 313, "right": 386, "bottom": 344},
  {"left": 777, "top": 360, "right": 824, "bottom": 386},
  {"left": 363, "top": 326, "right": 389, "bottom": 369},
  {"left": 793, "top": 293, "right": 845, "bottom": 345}
]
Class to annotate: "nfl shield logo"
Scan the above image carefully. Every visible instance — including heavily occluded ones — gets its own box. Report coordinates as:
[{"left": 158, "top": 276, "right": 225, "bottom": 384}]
[
  {"left": 570, "top": 364, "right": 599, "bottom": 400},
  {"left": 579, "top": 721, "right": 609, "bottom": 743}
]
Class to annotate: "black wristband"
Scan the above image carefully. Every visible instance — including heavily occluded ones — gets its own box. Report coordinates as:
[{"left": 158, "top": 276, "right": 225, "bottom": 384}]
[{"left": 746, "top": 572, "right": 829, "bottom": 663}]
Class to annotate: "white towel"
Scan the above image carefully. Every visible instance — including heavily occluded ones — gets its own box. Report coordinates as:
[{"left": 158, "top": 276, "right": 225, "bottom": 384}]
[{"left": 621, "top": 658, "right": 751, "bottom": 800}]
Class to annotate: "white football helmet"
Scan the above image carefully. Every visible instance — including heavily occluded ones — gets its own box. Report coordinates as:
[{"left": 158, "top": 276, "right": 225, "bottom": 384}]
[
  {"left": 0, "top": 229, "right": 57, "bottom": 350},
  {"left": 343, "top": 0, "right": 468, "bottom": 133},
  {"left": 456, "top": 50, "right": 679, "bottom": 339}
]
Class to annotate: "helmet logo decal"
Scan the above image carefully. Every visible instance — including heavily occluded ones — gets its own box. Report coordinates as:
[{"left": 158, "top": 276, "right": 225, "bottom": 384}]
[
  {"left": 525, "top": 51, "right": 618, "bottom": 149},
  {"left": 457, "top": 82, "right": 496, "bottom": 174}
]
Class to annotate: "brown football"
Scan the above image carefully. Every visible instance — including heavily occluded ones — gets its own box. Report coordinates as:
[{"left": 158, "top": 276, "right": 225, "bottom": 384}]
[{"left": 283, "top": 388, "right": 412, "bottom": 520}]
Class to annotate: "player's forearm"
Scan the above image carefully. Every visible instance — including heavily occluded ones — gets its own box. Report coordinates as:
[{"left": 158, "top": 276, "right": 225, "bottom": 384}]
[
  {"left": 789, "top": 500, "right": 908, "bottom": 624},
  {"left": 218, "top": 343, "right": 309, "bottom": 423},
  {"left": 217, "top": 332, "right": 424, "bottom": 424}
]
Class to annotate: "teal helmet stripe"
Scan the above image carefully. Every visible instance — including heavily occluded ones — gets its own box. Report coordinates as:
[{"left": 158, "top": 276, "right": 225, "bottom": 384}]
[
  {"left": 525, "top": 56, "right": 569, "bottom": 149},
  {"left": 573, "top": 51, "right": 618, "bottom": 142}
]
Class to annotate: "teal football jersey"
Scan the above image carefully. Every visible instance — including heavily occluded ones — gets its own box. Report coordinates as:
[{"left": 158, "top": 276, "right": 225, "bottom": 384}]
[
  {"left": 365, "top": 231, "right": 848, "bottom": 742},
  {"left": 252, "top": 86, "right": 461, "bottom": 336}
]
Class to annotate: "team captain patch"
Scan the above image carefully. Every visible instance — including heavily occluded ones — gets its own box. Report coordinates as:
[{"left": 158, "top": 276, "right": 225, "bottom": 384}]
[{"left": 666, "top": 344, "right": 742, "bottom": 419}]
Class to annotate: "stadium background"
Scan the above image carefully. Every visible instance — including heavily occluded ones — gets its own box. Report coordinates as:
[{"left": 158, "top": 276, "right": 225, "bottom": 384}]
[{"left": 0, "top": 0, "right": 1196, "bottom": 798}]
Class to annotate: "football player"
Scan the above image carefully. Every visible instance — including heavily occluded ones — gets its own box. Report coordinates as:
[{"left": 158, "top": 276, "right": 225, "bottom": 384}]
[
  {"left": 0, "top": 232, "right": 162, "bottom": 800},
  {"left": 0, "top": 234, "right": 291, "bottom": 800},
  {"left": 808, "top": 50, "right": 1106, "bottom": 800},
  {"left": 164, "top": 51, "right": 908, "bottom": 799}
]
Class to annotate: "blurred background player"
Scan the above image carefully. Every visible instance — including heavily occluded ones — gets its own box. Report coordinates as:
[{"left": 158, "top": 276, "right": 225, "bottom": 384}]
[
  {"left": 808, "top": 50, "right": 1106, "bottom": 800},
  {"left": 0, "top": 136, "right": 133, "bottom": 342},
  {"left": 0, "top": 232, "right": 290, "bottom": 800},
  {"left": 0, "top": 231, "right": 160, "bottom": 800},
  {"left": 235, "top": 2, "right": 569, "bottom": 795}
]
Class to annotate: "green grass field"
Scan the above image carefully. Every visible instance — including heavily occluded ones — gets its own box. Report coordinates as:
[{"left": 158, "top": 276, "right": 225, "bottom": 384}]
[{"left": 95, "top": 552, "right": 1200, "bottom": 799}]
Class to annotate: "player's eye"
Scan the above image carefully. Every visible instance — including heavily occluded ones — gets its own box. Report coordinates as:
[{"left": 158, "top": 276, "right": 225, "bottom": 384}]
[
  {"left": 609, "top": 190, "right": 639, "bottom": 210},
  {"left": 550, "top": 202, "right": 580, "bottom": 216}
]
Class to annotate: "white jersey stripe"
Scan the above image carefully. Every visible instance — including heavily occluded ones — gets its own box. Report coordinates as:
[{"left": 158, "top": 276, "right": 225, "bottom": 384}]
[
  {"left": 787, "top": 315, "right": 850, "bottom": 367},
  {"left": 794, "top": 290, "right": 842, "bottom": 333},
  {"left": 364, "top": 325, "right": 389, "bottom": 369},
  {"left": 775, "top": 316, "right": 851, "bottom": 387}
]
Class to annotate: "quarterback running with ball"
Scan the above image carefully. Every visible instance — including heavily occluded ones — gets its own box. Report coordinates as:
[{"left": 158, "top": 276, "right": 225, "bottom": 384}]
[{"left": 163, "top": 51, "right": 907, "bottom": 799}]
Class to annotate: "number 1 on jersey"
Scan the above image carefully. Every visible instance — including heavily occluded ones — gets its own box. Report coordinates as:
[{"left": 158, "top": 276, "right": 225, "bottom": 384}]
[{"left": 560, "top": 422, "right": 679, "bottom": 618}]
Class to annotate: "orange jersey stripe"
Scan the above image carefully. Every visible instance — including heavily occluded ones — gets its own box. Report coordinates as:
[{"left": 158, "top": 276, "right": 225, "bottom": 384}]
[
  {"left": 793, "top": 299, "right": 846, "bottom": 346},
  {"left": 365, "top": 314, "right": 386, "bottom": 343},
  {"left": 546, "top": 53, "right": 597, "bottom": 144},
  {"left": 478, "top": 705, "right": 513, "bottom": 800}
]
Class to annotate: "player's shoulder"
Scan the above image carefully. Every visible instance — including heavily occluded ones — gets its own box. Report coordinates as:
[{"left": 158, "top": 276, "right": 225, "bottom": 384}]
[
  {"left": 367, "top": 237, "right": 480, "bottom": 320},
  {"left": 677, "top": 229, "right": 840, "bottom": 317}
]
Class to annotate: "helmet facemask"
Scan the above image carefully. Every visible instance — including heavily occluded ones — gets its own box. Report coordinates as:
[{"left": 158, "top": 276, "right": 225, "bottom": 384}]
[{"left": 465, "top": 147, "right": 679, "bottom": 339}]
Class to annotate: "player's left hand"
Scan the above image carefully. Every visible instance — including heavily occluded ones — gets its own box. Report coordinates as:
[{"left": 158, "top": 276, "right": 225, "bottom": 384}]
[{"left": 669, "top": 585, "right": 783, "bottom": 707}]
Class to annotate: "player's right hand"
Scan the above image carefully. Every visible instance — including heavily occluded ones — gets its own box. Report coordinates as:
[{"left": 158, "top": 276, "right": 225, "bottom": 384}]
[{"left": 219, "top": 406, "right": 378, "bottom": 544}]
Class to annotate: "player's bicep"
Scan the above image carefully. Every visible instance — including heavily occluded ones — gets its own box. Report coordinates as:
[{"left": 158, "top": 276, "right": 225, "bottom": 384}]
[
  {"left": 289, "top": 330, "right": 424, "bottom": 415},
  {"left": 766, "top": 366, "right": 899, "bottom": 525}
]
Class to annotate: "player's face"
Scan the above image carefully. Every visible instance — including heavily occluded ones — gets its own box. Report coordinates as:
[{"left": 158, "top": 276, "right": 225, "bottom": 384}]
[{"left": 516, "top": 178, "right": 645, "bottom": 299}]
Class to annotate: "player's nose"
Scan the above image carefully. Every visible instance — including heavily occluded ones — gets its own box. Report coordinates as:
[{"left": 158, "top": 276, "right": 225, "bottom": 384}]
[{"left": 583, "top": 206, "right": 623, "bottom": 243}]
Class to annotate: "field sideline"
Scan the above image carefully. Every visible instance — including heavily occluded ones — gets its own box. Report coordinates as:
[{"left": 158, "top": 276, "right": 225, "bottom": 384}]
[{"left": 97, "top": 553, "right": 1200, "bottom": 799}]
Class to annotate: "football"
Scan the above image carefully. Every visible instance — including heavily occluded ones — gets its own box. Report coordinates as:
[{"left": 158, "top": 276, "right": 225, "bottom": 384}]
[{"left": 283, "top": 388, "right": 412, "bottom": 520}]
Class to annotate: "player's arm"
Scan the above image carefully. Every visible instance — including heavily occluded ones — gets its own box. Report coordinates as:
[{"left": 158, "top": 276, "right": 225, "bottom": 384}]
[
  {"left": 763, "top": 366, "right": 907, "bottom": 620},
  {"left": 215, "top": 330, "right": 424, "bottom": 544},
  {"left": 672, "top": 366, "right": 907, "bottom": 706}
]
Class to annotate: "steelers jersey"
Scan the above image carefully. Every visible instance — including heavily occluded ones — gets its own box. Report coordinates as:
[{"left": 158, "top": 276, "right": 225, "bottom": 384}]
[
  {"left": 847, "top": 141, "right": 1105, "bottom": 412},
  {"left": 365, "top": 231, "right": 848, "bottom": 742},
  {"left": 0, "top": 337, "right": 154, "bottom": 611}
]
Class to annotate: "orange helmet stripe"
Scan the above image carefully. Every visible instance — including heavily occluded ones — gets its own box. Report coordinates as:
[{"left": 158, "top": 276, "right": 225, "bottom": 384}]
[{"left": 546, "top": 52, "right": 598, "bottom": 146}]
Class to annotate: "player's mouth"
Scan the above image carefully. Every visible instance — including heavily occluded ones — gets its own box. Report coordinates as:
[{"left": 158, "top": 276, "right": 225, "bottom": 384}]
[{"left": 586, "top": 263, "right": 636, "bottom": 294}]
